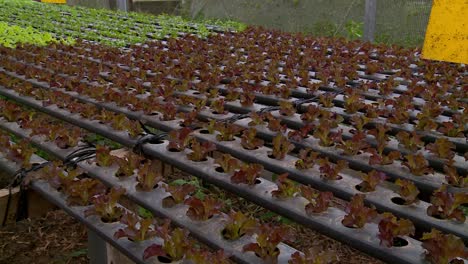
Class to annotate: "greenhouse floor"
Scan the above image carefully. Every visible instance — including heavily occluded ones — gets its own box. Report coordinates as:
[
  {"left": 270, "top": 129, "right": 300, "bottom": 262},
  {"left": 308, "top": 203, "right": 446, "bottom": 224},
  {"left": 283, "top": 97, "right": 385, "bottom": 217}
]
[{"left": 0, "top": 210, "right": 88, "bottom": 264}]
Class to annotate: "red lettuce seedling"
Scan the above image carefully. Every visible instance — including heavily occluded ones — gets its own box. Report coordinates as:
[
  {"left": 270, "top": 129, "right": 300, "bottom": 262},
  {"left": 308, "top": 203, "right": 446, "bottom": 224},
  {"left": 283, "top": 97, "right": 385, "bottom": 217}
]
[
  {"left": 367, "top": 148, "right": 401, "bottom": 166},
  {"left": 288, "top": 247, "right": 336, "bottom": 264},
  {"left": 248, "top": 111, "right": 265, "bottom": 126},
  {"left": 342, "top": 194, "right": 378, "bottom": 228},
  {"left": 443, "top": 165, "right": 467, "bottom": 188},
  {"left": 318, "top": 158, "right": 348, "bottom": 180},
  {"left": 337, "top": 131, "right": 369, "bottom": 155},
  {"left": 438, "top": 121, "right": 464, "bottom": 138},
  {"left": 350, "top": 114, "right": 370, "bottom": 133},
  {"left": 313, "top": 120, "right": 342, "bottom": 147},
  {"left": 211, "top": 98, "right": 226, "bottom": 114},
  {"left": 343, "top": 89, "right": 365, "bottom": 114},
  {"left": 416, "top": 117, "right": 438, "bottom": 131},
  {"left": 402, "top": 153, "right": 434, "bottom": 176},
  {"left": 395, "top": 179, "right": 420, "bottom": 205},
  {"left": 187, "top": 140, "right": 216, "bottom": 162},
  {"left": 357, "top": 170, "right": 387, "bottom": 192},
  {"left": 271, "top": 173, "right": 299, "bottom": 199},
  {"left": 419, "top": 102, "right": 443, "bottom": 119},
  {"left": 167, "top": 127, "right": 193, "bottom": 151},
  {"left": 185, "top": 196, "right": 223, "bottom": 221},
  {"left": 159, "top": 101, "right": 178, "bottom": 121},
  {"left": 7, "top": 139, "right": 35, "bottom": 169},
  {"left": 427, "top": 185, "right": 468, "bottom": 222},
  {"left": 396, "top": 131, "right": 424, "bottom": 152},
  {"left": 279, "top": 101, "right": 296, "bottom": 116},
  {"left": 243, "top": 223, "right": 294, "bottom": 264},
  {"left": 378, "top": 212, "right": 415, "bottom": 247},
  {"left": 143, "top": 228, "right": 190, "bottom": 261},
  {"left": 222, "top": 211, "right": 257, "bottom": 240},
  {"left": 269, "top": 133, "right": 294, "bottom": 160},
  {"left": 295, "top": 148, "right": 320, "bottom": 170},
  {"left": 231, "top": 163, "right": 263, "bottom": 185},
  {"left": 300, "top": 105, "right": 321, "bottom": 123},
  {"left": 288, "top": 124, "right": 314, "bottom": 142},
  {"left": 0, "top": 100, "right": 22, "bottom": 122},
  {"left": 114, "top": 212, "right": 158, "bottom": 242},
  {"left": 300, "top": 185, "right": 333, "bottom": 214},
  {"left": 319, "top": 111, "right": 344, "bottom": 128},
  {"left": 425, "top": 138, "right": 455, "bottom": 160},
  {"left": 214, "top": 154, "right": 240, "bottom": 173},
  {"left": 241, "top": 128, "right": 264, "bottom": 150},
  {"left": 95, "top": 145, "right": 114, "bottom": 167},
  {"left": 240, "top": 91, "right": 256, "bottom": 107},
  {"left": 137, "top": 160, "right": 163, "bottom": 191},
  {"left": 265, "top": 112, "right": 287, "bottom": 133},
  {"left": 110, "top": 113, "right": 142, "bottom": 138},
  {"left": 66, "top": 178, "right": 106, "bottom": 206},
  {"left": 178, "top": 111, "right": 199, "bottom": 128},
  {"left": 85, "top": 187, "right": 125, "bottom": 223},
  {"left": 113, "top": 152, "right": 143, "bottom": 177},
  {"left": 162, "top": 184, "right": 196, "bottom": 208},
  {"left": 368, "top": 124, "right": 390, "bottom": 153},
  {"left": 319, "top": 93, "right": 336, "bottom": 108},
  {"left": 421, "top": 229, "right": 468, "bottom": 264},
  {"left": 53, "top": 126, "right": 82, "bottom": 149},
  {"left": 225, "top": 90, "right": 240, "bottom": 102},
  {"left": 215, "top": 122, "right": 244, "bottom": 141}
]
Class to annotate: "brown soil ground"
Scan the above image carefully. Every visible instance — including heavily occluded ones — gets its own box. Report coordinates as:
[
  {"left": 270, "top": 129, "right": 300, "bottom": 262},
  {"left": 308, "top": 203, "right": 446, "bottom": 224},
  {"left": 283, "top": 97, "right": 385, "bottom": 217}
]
[{"left": 0, "top": 210, "right": 88, "bottom": 264}]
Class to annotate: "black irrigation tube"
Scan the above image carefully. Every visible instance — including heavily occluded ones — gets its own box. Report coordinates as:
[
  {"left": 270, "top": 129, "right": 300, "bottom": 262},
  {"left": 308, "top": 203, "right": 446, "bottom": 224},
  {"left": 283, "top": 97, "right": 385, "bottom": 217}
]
[
  {"left": 0, "top": 76, "right": 466, "bottom": 241},
  {"left": 0, "top": 155, "right": 159, "bottom": 264},
  {"left": 0, "top": 120, "right": 296, "bottom": 264},
  {"left": 0, "top": 89, "right": 436, "bottom": 264}
]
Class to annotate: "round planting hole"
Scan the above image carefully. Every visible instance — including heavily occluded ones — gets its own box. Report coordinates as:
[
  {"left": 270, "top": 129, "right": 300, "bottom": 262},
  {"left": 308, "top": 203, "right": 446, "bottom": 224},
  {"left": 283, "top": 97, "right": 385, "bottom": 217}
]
[
  {"left": 392, "top": 237, "right": 408, "bottom": 247},
  {"left": 341, "top": 220, "right": 358, "bottom": 229},
  {"left": 151, "top": 140, "right": 164, "bottom": 145},
  {"left": 191, "top": 158, "right": 208, "bottom": 162},
  {"left": 193, "top": 92, "right": 201, "bottom": 95},
  {"left": 391, "top": 197, "right": 407, "bottom": 205},
  {"left": 150, "top": 112, "right": 159, "bottom": 116},
  {"left": 199, "top": 129, "right": 210, "bottom": 134},
  {"left": 157, "top": 256, "right": 172, "bottom": 263},
  {"left": 221, "top": 228, "right": 244, "bottom": 240},
  {"left": 255, "top": 178, "right": 262, "bottom": 185},
  {"left": 168, "top": 148, "right": 180, "bottom": 153},
  {"left": 429, "top": 213, "right": 444, "bottom": 220},
  {"left": 355, "top": 184, "right": 365, "bottom": 192},
  {"left": 243, "top": 146, "right": 259, "bottom": 150},
  {"left": 100, "top": 217, "right": 118, "bottom": 224},
  {"left": 215, "top": 167, "right": 225, "bottom": 173},
  {"left": 255, "top": 247, "right": 279, "bottom": 258}
]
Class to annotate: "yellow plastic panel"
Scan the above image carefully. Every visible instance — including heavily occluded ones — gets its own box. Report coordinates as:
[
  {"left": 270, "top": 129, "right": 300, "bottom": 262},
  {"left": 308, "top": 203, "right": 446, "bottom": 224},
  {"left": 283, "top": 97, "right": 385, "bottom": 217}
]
[
  {"left": 422, "top": 0, "right": 468, "bottom": 64},
  {"left": 41, "top": 0, "right": 67, "bottom": 3}
]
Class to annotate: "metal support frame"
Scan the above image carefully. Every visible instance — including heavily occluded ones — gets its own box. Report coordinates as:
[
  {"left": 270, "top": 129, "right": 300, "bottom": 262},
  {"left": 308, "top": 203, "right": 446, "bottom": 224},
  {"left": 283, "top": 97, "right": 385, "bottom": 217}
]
[{"left": 363, "top": 0, "right": 377, "bottom": 42}]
